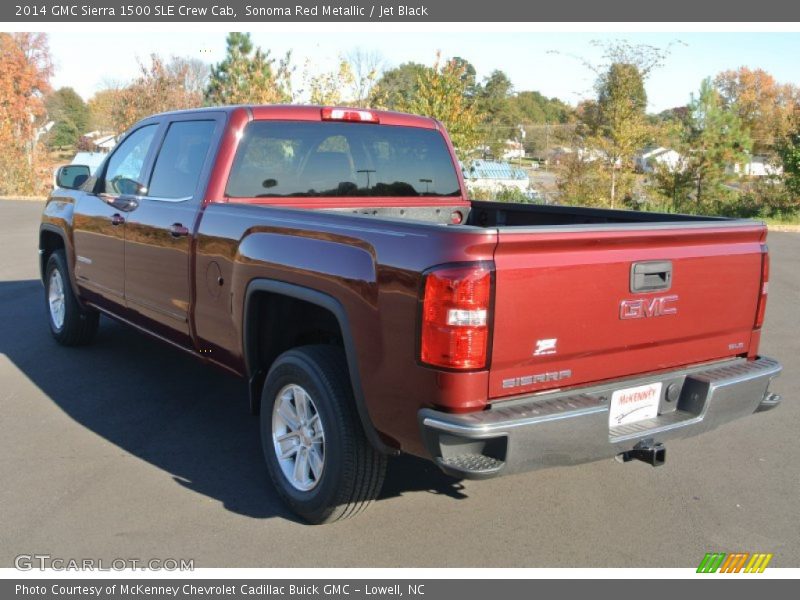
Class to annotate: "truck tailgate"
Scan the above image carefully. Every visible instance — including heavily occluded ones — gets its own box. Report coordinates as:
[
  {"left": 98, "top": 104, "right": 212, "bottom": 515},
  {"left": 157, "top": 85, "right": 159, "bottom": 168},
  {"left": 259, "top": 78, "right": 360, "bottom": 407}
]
[{"left": 489, "top": 224, "right": 766, "bottom": 399}]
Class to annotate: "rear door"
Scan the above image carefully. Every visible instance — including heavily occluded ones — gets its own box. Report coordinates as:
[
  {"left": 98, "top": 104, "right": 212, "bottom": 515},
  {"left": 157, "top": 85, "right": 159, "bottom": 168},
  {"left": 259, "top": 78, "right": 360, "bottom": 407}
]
[
  {"left": 489, "top": 224, "right": 766, "bottom": 399},
  {"left": 123, "top": 114, "right": 223, "bottom": 346}
]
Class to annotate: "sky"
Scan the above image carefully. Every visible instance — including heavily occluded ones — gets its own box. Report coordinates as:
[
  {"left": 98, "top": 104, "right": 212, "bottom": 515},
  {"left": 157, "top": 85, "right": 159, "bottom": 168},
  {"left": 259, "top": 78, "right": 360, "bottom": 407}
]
[{"left": 47, "top": 31, "right": 800, "bottom": 113}]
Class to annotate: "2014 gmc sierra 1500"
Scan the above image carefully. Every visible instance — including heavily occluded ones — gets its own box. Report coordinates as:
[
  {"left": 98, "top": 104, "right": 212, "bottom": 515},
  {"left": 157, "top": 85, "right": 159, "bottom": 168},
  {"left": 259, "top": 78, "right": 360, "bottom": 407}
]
[{"left": 41, "top": 105, "right": 782, "bottom": 523}]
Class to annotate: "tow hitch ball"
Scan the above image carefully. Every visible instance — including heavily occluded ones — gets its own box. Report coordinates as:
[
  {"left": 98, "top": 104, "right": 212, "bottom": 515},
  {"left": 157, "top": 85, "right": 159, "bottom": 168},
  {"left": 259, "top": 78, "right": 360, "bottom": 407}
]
[{"left": 618, "top": 441, "right": 666, "bottom": 467}]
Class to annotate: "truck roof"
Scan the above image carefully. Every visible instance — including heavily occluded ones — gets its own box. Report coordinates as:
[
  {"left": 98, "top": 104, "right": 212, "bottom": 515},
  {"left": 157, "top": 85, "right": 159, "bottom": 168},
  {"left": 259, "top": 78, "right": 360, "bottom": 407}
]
[{"left": 146, "top": 105, "right": 441, "bottom": 130}]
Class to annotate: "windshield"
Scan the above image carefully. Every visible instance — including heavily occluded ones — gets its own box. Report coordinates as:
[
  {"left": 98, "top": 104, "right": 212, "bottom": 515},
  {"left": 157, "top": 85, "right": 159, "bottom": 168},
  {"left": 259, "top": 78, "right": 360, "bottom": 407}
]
[{"left": 225, "top": 121, "right": 461, "bottom": 198}]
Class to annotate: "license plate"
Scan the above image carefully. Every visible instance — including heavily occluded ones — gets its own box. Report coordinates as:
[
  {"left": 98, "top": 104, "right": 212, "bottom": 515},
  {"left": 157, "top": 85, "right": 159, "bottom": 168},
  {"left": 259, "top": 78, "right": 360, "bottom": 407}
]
[{"left": 608, "top": 382, "right": 662, "bottom": 427}]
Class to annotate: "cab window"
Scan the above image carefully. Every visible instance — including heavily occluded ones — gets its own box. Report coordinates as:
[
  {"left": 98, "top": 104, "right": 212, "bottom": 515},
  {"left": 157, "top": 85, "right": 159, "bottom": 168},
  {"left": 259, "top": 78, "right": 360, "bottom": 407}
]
[{"left": 103, "top": 125, "right": 157, "bottom": 195}]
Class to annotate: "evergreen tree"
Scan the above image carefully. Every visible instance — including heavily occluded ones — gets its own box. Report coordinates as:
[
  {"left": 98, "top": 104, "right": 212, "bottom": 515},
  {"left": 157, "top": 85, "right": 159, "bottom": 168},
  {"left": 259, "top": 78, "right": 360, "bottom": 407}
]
[
  {"left": 683, "top": 78, "right": 751, "bottom": 207},
  {"left": 206, "top": 33, "right": 292, "bottom": 105}
]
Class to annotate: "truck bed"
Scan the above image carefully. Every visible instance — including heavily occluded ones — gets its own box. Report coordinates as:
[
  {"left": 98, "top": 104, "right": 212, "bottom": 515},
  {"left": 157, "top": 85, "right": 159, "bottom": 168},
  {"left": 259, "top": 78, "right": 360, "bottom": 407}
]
[
  {"left": 325, "top": 199, "right": 740, "bottom": 230},
  {"left": 315, "top": 199, "right": 766, "bottom": 399}
]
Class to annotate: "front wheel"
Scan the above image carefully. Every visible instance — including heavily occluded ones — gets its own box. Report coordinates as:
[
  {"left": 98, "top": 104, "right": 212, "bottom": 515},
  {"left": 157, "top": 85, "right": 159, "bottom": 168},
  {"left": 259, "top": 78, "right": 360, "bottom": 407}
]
[
  {"left": 261, "top": 345, "right": 387, "bottom": 524},
  {"left": 45, "top": 250, "right": 99, "bottom": 346}
]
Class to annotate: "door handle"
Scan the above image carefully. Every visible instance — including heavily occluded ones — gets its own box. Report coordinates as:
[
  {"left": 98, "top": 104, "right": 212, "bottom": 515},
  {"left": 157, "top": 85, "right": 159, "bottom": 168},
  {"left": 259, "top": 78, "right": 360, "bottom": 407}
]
[
  {"left": 170, "top": 223, "right": 190, "bottom": 238},
  {"left": 630, "top": 260, "right": 672, "bottom": 292},
  {"left": 111, "top": 213, "right": 125, "bottom": 226}
]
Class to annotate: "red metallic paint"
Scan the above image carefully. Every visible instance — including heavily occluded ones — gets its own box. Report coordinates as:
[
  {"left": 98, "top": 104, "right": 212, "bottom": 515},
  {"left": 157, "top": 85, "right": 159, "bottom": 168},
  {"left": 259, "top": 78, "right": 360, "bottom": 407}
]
[{"left": 43, "top": 105, "right": 771, "bottom": 459}]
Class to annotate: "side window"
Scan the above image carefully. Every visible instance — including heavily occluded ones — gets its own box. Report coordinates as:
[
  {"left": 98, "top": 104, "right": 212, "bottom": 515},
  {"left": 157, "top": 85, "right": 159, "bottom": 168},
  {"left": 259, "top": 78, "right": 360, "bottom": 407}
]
[
  {"left": 104, "top": 125, "right": 157, "bottom": 195},
  {"left": 148, "top": 120, "right": 216, "bottom": 200}
]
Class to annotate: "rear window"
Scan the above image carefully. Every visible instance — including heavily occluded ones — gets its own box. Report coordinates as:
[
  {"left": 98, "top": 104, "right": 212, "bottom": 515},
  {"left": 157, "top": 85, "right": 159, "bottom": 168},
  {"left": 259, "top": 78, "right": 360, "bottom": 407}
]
[{"left": 225, "top": 121, "right": 461, "bottom": 198}]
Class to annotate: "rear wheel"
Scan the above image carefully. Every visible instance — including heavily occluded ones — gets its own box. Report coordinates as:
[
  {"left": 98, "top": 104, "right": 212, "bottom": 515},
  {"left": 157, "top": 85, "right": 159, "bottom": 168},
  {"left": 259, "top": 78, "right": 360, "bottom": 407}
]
[
  {"left": 261, "top": 345, "right": 387, "bottom": 524},
  {"left": 45, "top": 250, "right": 99, "bottom": 346}
]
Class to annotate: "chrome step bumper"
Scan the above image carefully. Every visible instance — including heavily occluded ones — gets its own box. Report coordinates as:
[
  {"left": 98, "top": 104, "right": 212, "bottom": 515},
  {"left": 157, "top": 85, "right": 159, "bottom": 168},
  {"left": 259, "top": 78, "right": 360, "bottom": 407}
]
[{"left": 419, "top": 356, "right": 782, "bottom": 479}]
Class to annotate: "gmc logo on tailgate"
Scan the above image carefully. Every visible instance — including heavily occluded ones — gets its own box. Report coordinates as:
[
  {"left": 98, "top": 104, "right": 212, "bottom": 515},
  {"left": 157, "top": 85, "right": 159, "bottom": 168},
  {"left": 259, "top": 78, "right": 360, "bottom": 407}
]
[{"left": 620, "top": 295, "right": 678, "bottom": 319}]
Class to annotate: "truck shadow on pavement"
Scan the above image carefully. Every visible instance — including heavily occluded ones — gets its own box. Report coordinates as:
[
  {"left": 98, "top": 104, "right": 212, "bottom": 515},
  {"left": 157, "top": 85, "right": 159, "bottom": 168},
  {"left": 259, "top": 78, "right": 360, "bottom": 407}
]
[{"left": 0, "top": 279, "right": 467, "bottom": 523}]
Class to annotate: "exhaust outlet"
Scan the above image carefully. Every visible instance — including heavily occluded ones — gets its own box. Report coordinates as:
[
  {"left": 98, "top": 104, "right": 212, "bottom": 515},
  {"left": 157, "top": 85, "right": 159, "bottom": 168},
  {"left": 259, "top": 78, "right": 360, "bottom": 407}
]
[{"left": 618, "top": 442, "right": 666, "bottom": 467}]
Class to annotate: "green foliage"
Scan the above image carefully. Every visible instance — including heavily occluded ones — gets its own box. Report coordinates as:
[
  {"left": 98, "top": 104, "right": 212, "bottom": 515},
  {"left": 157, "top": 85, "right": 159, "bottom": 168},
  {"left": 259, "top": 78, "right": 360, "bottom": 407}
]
[
  {"left": 682, "top": 78, "right": 751, "bottom": 207},
  {"left": 556, "top": 156, "right": 637, "bottom": 208},
  {"left": 476, "top": 70, "right": 515, "bottom": 157},
  {"left": 650, "top": 162, "right": 696, "bottom": 212},
  {"left": 733, "top": 180, "right": 798, "bottom": 219},
  {"left": 45, "top": 87, "right": 88, "bottom": 149},
  {"left": 470, "top": 185, "right": 533, "bottom": 203},
  {"left": 508, "top": 91, "right": 575, "bottom": 125},
  {"left": 392, "top": 54, "right": 482, "bottom": 160},
  {"left": 206, "top": 32, "right": 292, "bottom": 105},
  {"left": 573, "top": 62, "right": 653, "bottom": 206},
  {"left": 598, "top": 63, "right": 647, "bottom": 117},
  {"left": 48, "top": 119, "right": 79, "bottom": 148},
  {"left": 370, "top": 62, "right": 427, "bottom": 110},
  {"left": 779, "top": 132, "right": 800, "bottom": 200},
  {"left": 46, "top": 87, "right": 89, "bottom": 132},
  {"left": 451, "top": 57, "right": 478, "bottom": 97}
]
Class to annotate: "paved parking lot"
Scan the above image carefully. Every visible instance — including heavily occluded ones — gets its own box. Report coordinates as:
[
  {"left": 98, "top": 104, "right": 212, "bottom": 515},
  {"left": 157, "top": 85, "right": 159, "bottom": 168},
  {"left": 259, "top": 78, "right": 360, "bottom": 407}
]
[{"left": 1, "top": 199, "right": 798, "bottom": 567}]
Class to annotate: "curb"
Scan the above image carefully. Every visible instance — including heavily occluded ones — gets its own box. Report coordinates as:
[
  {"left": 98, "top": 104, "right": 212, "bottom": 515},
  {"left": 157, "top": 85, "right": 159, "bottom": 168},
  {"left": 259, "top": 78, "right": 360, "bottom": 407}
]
[{"left": 0, "top": 196, "right": 47, "bottom": 202}]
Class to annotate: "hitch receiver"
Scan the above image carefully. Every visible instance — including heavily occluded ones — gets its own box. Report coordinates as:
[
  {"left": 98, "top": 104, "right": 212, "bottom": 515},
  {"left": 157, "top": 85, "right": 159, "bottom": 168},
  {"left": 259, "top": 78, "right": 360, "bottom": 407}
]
[{"left": 619, "top": 441, "right": 666, "bottom": 467}]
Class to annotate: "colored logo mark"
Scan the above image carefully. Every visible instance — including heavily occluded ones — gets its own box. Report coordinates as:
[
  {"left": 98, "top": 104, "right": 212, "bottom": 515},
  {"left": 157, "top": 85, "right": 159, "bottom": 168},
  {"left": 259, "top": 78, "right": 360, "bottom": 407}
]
[{"left": 697, "top": 552, "right": 773, "bottom": 573}]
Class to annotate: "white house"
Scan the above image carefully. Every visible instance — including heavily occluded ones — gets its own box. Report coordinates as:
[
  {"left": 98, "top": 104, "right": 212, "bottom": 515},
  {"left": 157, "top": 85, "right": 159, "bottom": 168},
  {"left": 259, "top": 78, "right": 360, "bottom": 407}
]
[
  {"left": 81, "top": 130, "right": 117, "bottom": 153},
  {"left": 636, "top": 147, "right": 684, "bottom": 173},
  {"left": 727, "top": 156, "right": 783, "bottom": 178},
  {"left": 501, "top": 140, "right": 525, "bottom": 161}
]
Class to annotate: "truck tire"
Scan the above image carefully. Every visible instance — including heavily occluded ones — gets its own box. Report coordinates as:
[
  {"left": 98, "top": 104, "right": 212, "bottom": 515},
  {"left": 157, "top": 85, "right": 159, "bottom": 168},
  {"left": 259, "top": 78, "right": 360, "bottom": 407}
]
[
  {"left": 260, "top": 345, "right": 387, "bottom": 524},
  {"left": 44, "top": 250, "right": 99, "bottom": 346}
]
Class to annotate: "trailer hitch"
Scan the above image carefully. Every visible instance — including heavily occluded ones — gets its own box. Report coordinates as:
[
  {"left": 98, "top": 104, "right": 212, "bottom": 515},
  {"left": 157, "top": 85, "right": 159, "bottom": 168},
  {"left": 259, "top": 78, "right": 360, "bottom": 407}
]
[{"left": 618, "top": 441, "right": 666, "bottom": 467}]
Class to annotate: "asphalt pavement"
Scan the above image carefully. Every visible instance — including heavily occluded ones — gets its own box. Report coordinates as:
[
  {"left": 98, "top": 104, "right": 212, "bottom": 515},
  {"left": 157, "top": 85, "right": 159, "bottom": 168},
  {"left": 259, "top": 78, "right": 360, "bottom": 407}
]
[{"left": 1, "top": 199, "right": 797, "bottom": 567}]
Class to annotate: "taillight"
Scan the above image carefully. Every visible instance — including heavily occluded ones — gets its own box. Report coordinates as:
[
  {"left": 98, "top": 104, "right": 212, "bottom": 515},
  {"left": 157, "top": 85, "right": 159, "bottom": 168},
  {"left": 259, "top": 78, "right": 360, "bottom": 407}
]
[
  {"left": 755, "top": 246, "right": 770, "bottom": 328},
  {"left": 320, "top": 107, "right": 379, "bottom": 123},
  {"left": 420, "top": 264, "right": 493, "bottom": 370}
]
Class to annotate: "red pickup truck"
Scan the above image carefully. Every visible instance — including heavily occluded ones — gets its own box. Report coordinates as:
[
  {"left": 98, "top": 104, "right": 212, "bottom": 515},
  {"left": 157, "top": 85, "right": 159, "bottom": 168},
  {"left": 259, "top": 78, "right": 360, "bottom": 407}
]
[{"left": 41, "top": 105, "right": 782, "bottom": 524}]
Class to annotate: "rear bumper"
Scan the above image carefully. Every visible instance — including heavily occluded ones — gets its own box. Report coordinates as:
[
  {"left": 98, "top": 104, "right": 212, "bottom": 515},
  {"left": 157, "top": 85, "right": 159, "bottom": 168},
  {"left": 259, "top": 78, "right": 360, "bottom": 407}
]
[{"left": 419, "top": 356, "right": 782, "bottom": 479}]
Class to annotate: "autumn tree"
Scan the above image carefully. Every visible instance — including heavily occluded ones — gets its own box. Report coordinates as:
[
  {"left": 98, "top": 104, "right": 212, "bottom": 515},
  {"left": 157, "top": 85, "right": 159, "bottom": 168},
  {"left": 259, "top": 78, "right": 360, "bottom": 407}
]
[
  {"left": 304, "top": 58, "right": 356, "bottom": 105},
  {"left": 0, "top": 32, "right": 53, "bottom": 195},
  {"left": 590, "top": 62, "right": 651, "bottom": 205},
  {"left": 346, "top": 48, "right": 382, "bottom": 107},
  {"left": 554, "top": 40, "right": 677, "bottom": 207},
  {"left": 683, "top": 78, "right": 751, "bottom": 207},
  {"left": 556, "top": 154, "right": 614, "bottom": 207},
  {"left": 168, "top": 56, "right": 210, "bottom": 97},
  {"left": 45, "top": 87, "right": 89, "bottom": 148},
  {"left": 393, "top": 54, "right": 482, "bottom": 159},
  {"left": 111, "top": 55, "right": 205, "bottom": 132},
  {"left": 87, "top": 88, "right": 123, "bottom": 131},
  {"left": 206, "top": 32, "right": 292, "bottom": 105},
  {"left": 713, "top": 67, "right": 799, "bottom": 154}
]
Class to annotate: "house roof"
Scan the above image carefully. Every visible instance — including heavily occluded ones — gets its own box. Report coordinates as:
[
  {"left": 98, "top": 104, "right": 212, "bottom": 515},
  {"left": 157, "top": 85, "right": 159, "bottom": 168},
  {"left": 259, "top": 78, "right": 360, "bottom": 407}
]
[{"left": 464, "top": 160, "right": 528, "bottom": 181}]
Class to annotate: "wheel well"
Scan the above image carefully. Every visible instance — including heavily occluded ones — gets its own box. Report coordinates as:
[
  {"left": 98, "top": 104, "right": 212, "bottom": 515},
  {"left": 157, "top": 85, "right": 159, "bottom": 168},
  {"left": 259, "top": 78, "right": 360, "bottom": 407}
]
[
  {"left": 244, "top": 283, "right": 398, "bottom": 456},
  {"left": 248, "top": 291, "right": 344, "bottom": 381},
  {"left": 40, "top": 230, "right": 65, "bottom": 277}
]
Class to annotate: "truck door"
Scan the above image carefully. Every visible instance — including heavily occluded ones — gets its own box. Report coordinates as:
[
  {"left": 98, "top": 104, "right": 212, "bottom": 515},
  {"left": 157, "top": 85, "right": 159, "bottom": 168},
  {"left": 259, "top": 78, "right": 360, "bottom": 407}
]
[
  {"left": 72, "top": 124, "right": 159, "bottom": 308},
  {"left": 123, "top": 115, "right": 223, "bottom": 347}
]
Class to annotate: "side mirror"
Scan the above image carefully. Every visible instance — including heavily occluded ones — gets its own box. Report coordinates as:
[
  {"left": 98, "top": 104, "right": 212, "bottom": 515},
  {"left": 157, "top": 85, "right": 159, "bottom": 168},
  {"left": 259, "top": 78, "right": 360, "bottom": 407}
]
[{"left": 55, "top": 164, "right": 91, "bottom": 190}]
